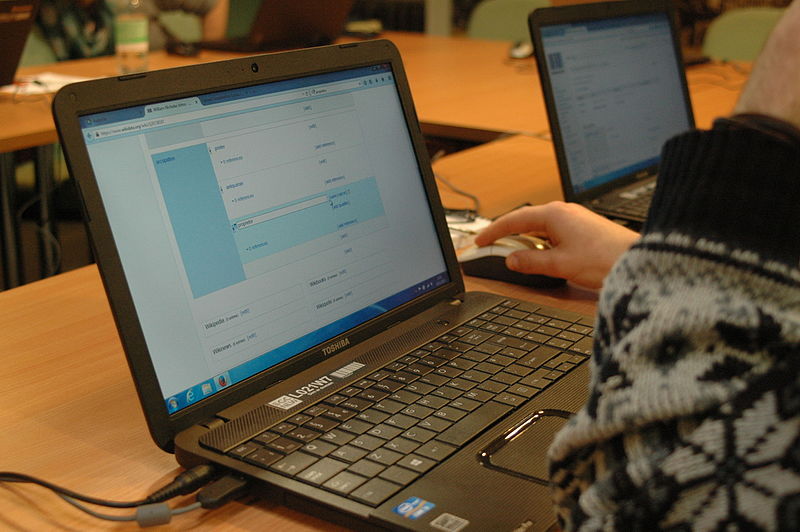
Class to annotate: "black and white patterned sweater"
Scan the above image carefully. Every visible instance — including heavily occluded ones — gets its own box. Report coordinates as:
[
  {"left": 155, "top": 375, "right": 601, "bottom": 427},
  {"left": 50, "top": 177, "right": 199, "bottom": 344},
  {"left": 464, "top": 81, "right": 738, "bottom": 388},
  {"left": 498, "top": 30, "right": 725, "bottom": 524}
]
[{"left": 548, "top": 118, "right": 800, "bottom": 531}]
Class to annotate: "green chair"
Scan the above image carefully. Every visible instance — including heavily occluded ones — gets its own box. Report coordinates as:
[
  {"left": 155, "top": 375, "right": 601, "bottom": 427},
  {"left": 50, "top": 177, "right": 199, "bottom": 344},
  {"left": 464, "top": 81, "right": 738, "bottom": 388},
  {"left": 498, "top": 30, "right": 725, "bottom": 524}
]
[
  {"left": 702, "top": 7, "right": 785, "bottom": 61},
  {"left": 19, "top": 26, "right": 57, "bottom": 66},
  {"left": 158, "top": 11, "right": 204, "bottom": 42},
  {"left": 467, "top": 0, "right": 550, "bottom": 43}
]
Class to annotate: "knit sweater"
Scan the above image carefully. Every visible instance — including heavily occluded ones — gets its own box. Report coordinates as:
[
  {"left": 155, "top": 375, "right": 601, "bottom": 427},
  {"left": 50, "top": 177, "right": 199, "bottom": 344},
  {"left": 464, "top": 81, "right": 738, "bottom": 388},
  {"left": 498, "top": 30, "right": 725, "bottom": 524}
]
[{"left": 548, "top": 119, "right": 800, "bottom": 531}]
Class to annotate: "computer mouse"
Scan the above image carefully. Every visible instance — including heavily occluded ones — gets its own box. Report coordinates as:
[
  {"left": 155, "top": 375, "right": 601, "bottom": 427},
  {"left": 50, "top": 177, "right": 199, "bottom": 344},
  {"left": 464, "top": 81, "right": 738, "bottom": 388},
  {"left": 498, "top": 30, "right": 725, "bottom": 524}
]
[
  {"left": 458, "top": 234, "right": 566, "bottom": 288},
  {"left": 508, "top": 41, "right": 534, "bottom": 59}
]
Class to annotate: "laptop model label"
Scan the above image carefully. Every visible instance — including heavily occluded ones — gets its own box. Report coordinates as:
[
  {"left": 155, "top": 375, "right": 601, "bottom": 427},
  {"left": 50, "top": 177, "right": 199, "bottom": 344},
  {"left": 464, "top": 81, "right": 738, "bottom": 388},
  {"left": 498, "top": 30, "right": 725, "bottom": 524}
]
[{"left": 268, "top": 361, "right": 365, "bottom": 409}]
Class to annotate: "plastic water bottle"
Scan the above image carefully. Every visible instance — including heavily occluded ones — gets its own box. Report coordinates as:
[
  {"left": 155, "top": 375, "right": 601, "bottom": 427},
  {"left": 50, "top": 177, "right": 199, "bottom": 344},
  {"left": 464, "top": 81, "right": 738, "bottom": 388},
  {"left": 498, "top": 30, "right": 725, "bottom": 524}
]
[{"left": 114, "top": 0, "right": 149, "bottom": 74}]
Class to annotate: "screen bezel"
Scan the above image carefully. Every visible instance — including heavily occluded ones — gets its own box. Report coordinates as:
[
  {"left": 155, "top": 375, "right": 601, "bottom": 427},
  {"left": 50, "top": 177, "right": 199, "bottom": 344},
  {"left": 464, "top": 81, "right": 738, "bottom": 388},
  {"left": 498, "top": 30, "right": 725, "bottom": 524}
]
[{"left": 52, "top": 40, "right": 465, "bottom": 451}]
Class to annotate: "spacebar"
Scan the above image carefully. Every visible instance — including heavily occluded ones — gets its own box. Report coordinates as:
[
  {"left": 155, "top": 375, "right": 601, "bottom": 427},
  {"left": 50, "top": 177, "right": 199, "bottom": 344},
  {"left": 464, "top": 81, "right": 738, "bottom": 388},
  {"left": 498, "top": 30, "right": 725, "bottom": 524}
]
[{"left": 435, "top": 401, "right": 514, "bottom": 446}]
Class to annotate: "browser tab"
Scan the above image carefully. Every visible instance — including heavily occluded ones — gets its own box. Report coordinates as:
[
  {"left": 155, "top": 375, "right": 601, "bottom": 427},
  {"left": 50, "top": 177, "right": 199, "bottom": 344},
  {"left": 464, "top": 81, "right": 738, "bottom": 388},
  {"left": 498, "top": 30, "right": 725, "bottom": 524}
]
[{"left": 144, "top": 97, "right": 202, "bottom": 118}]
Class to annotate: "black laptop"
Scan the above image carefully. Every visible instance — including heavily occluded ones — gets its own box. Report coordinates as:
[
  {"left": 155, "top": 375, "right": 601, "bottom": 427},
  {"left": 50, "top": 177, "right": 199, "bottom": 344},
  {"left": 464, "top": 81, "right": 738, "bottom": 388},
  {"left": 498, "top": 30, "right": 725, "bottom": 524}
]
[
  {"left": 529, "top": 0, "right": 695, "bottom": 229},
  {"left": 53, "top": 40, "right": 595, "bottom": 531},
  {"left": 198, "top": 0, "right": 354, "bottom": 53},
  {"left": 0, "top": 0, "right": 39, "bottom": 86}
]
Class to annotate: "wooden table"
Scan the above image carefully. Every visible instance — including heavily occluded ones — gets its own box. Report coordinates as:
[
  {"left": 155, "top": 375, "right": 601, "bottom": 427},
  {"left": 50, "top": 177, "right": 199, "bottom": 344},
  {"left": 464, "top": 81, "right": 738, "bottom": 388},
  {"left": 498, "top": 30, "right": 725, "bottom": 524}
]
[
  {"left": 0, "top": 29, "right": 747, "bottom": 528},
  {"left": 2, "top": 32, "right": 749, "bottom": 153},
  {"left": 0, "top": 261, "right": 596, "bottom": 531}
]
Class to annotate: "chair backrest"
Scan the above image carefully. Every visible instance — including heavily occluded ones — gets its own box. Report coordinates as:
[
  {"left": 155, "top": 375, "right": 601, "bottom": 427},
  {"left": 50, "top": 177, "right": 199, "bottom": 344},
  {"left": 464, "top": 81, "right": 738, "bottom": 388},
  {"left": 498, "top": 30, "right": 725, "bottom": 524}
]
[
  {"left": 158, "top": 11, "right": 203, "bottom": 42},
  {"left": 467, "top": 0, "right": 550, "bottom": 42},
  {"left": 19, "top": 25, "right": 57, "bottom": 66},
  {"left": 702, "top": 6, "right": 785, "bottom": 61}
]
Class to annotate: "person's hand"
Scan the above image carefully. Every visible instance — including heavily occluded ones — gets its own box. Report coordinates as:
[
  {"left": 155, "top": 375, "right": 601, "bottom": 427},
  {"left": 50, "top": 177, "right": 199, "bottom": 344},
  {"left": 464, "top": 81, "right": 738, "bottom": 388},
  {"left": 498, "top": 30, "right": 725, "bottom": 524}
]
[
  {"left": 734, "top": 1, "right": 800, "bottom": 128},
  {"left": 474, "top": 202, "right": 638, "bottom": 289}
]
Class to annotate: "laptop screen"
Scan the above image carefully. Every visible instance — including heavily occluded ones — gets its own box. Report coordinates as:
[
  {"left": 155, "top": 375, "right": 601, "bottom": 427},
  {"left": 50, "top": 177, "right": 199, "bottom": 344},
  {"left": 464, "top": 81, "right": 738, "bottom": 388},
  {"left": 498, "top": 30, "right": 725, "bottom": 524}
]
[
  {"left": 538, "top": 12, "right": 691, "bottom": 195},
  {"left": 78, "top": 63, "right": 449, "bottom": 414}
]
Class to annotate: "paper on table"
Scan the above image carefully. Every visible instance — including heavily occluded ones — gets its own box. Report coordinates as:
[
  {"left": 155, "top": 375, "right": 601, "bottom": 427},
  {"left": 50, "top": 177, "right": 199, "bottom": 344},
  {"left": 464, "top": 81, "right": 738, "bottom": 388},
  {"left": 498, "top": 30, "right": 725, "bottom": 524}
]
[{"left": 1, "top": 72, "right": 92, "bottom": 94}]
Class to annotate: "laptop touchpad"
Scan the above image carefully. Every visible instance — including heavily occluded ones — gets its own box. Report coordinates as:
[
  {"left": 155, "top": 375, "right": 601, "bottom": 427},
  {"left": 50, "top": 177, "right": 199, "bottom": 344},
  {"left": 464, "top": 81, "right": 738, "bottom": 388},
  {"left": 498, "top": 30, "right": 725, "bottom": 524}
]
[{"left": 478, "top": 410, "right": 571, "bottom": 482}]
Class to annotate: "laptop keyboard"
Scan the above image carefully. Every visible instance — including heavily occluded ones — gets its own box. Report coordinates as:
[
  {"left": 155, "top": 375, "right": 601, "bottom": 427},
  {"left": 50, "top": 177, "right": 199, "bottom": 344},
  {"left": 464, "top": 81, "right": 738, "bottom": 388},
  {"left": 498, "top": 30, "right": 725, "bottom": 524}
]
[
  {"left": 607, "top": 180, "right": 656, "bottom": 219},
  {"left": 223, "top": 299, "right": 594, "bottom": 507}
]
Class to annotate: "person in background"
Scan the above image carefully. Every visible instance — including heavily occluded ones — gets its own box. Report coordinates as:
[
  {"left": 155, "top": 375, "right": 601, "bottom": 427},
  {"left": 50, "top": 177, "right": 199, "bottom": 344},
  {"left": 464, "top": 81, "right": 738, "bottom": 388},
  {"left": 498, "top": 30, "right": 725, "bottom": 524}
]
[
  {"left": 36, "top": 0, "right": 228, "bottom": 60},
  {"left": 476, "top": 1, "right": 800, "bottom": 528}
]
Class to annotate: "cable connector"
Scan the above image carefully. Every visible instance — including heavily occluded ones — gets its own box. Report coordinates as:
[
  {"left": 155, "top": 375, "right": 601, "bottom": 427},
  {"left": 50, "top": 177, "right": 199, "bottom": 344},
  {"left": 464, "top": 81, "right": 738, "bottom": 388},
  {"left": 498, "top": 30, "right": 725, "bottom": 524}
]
[
  {"left": 145, "top": 464, "right": 218, "bottom": 504},
  {"left": 196, "top": 474, "right": 251, "bottom": 510}
]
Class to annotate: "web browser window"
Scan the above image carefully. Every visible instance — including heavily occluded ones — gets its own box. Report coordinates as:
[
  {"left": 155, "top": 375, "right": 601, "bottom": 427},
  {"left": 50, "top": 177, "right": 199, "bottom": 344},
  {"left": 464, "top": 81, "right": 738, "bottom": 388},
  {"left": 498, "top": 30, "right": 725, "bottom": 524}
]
[{"left": 79, "top": 64, "right": 449, "bottom": 413}]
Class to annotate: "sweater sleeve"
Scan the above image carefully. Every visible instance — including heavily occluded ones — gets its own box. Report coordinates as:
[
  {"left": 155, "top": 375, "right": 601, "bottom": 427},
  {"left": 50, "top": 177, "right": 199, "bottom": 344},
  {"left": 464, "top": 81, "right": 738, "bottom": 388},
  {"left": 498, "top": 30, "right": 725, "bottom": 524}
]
[{"left": 548, "top": 121, "right": 800, "bottom": 531}]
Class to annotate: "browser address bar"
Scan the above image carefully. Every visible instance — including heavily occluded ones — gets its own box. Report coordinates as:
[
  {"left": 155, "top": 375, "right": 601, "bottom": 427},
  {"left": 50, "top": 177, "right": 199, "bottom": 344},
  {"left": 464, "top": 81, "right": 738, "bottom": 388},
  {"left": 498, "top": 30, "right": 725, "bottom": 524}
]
[{"left": 91, "top": 79, "right": 365, "bottom": 140}]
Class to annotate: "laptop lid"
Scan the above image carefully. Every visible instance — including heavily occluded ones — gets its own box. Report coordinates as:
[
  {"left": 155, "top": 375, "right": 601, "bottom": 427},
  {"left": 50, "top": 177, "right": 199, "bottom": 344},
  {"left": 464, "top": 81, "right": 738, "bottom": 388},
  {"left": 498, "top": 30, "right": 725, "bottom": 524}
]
[
  {"left": 529, "top": 0, "right": 694, "bottom": 206},
  {"left": 202, "top": 0, "right": 355, "bottom": 52},
  {"left": 52, "top": 40, "right": 464, "bottom": 451},
  {"left": 0, "top": 0, "right": 39, "bottom": 86}
]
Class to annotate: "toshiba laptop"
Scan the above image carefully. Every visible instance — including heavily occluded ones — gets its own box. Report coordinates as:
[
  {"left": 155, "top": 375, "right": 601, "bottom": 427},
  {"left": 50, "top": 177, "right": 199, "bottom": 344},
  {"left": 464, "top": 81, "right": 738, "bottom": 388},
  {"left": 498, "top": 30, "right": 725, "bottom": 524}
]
[
  {"left": 529, "top": 0, "right": 694, "bottom": 229},
  {"left": 198, "top": 0, "right": 354, "bottom": 53},
  {"left": 53, "top": 41, "right": 594, "bottom": 531},
  {"left": 0, "top": 0, "right": 39, "bottom": 86}
]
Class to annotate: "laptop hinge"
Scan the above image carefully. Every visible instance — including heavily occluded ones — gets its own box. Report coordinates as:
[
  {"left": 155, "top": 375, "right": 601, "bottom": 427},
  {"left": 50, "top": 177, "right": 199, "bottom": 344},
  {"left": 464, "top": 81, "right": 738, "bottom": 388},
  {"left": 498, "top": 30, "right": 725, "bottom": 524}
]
[{"left": 198, "top": 417, "right": 226, "bottom": 430}]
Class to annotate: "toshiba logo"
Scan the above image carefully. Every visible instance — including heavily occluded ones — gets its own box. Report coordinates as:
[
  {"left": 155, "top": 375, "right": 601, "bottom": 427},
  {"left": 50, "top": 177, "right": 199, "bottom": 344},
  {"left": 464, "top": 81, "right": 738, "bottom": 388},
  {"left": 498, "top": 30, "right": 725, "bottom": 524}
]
[{"left": 322, "top": 337, "right": 350, "bottom": 355}]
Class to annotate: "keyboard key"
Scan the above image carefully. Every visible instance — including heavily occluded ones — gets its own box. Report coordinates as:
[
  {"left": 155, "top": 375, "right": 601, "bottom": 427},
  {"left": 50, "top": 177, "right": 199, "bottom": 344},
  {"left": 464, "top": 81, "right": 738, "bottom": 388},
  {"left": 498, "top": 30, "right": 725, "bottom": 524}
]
[
  {"left": 252, "top": 432, "right": 279, "bottom": 446},
  {"left": 304, "top": 417, "right": 339, "bottom": 433},
  {"left": 491, "top": 372, "right": 520, "bottom": 385},
  {"left": 297, "top": 457, "right": 348, "bottom": 485},
  {"left": 272, "top": 422, "right": 296, "bottom": 434},
  {"left": 389, "top": 389, "right": 422, "bottom": 404},
  {"left": 379, "top": 465, "right": 419, "bottom": 486},
  {"left": 570, "top": 337, "right": 594, "bottom": 355},
  {"left": 449, "top": 397, "right": 481, "bottom": 412},
  {"left": 271, "top": 452, "right": 318, "bottom": 476},
  {"left": 320, "top": 429, "right": 355, "bottom": 445},
  {"left": 289, "top": 414, "right": 312, "bottom": 425},
  {"left": 404, "top": 382, "right": 436, "bottom": 395},
  {"left": 461, "top": 389, "right": 495, "bottom": 403},
  {"left": 373, "top": 399, "right": 405, "bottom": 414},
  {"left": 417, "top": 416, "right": 452, "bottom": 432},
  {"left": 460, "top": 370, "right": 491, "bottom": 383},
  {"left": 384, "top": 437, "right": 420, "bottom": 454},
  {"left": 494, "top": 393, "right": 526, "bottom": 407},
  {"left": 324, "top": 471, "right": 368, "bottom": 495},
  {"left": 384, "top": 414, "right": 418, "bottom": 429},
  {"left": 243, "top": 448, "right": 283, "bottom": 468},
  {"left": 436, "top": 401, "right": 513, "bottom": 446},
  {"left": 432, "top": 407, "right": 467, "bottom": 422},
  {"left": 268, "top": 437, "right": 303, "bottom": 454},
  {"left": 367, "top": 447, "right": 403, "bottom": 466},
  {"left": 350, "top": 478, "right": 403, "bottom": 506},
  {"left": 446, "top": 378, "right": 477, "bottom": 391},
  {"left": 420, "top": 373, "right": 449, "bottom": 386},
  {"left": 477, "top": 380, "right": 507, "bottom": 394},
  {"left": 302, "top": 439, "right": 338, "bottom": 457},
  {"left": 396, "top": 454, "right": 436, "bottom": 474},
  {"left": 415, "top": 441, "right": 457, "bottom": 462},
  {"left": 286, "top": 427, "right": 320, "bottom": 442},
  {"left": 339, "top": 419, "right": 373, "bottom": 434},
  {"left": 350, "top": 434, "right": 385, "bottom": 451},
  {"left": 356, "top": 408, "right": 390, "bottom": 424},
  {"left": 402, "top": 426, "right": 436, "bottom": 443},
  {"left": 331, "top": 445, "right": 369, "bottom": 463},
  {"left": 340, "top": 397, "right": 372, "bottom": 411},
  {"left": 367, "top": 423, "right": 404, "bottom": 440},
  {"left": 348, "top": 458, "right": 386, "bottom": 478},
  {"left": 416, "top": 395, "right": 448, "bottom": 409},
  {"left": 373, "top": 380, "right": 404, "bottom": 393},
  {"left": 431, "top": 386, "right": 461, "bottom": 400},
  {"left": 322, "top": 406, "right": 357, "bottom": 421},
  {"left": 461, "top": 350, "right": 489, "bottom": 363},
  {"left": 229, "top": 443, "right": 259, "bottom": 459},
  {"left": 402, "top": 404, "right": 435, "bottom": 419}
]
